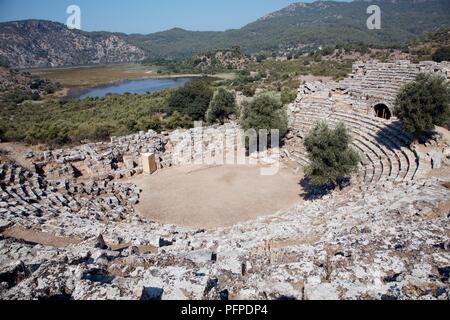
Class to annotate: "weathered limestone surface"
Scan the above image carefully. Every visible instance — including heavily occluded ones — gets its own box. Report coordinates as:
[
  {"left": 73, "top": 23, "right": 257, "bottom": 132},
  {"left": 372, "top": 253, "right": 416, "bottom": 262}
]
[
  {"left": 141, "top": 153, "right": 157, "bottom": 175},
  {"left": 0, "top": 177, "right": 448, "bottom": 300}
]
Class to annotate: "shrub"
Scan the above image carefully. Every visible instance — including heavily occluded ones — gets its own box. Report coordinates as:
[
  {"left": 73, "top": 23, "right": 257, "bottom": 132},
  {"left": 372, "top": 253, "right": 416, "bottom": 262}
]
[
  {"left": 138, "top": 116, "right": 163, "bottom": 132},
  {"left": 281, "top": 90, "right": 297, "bottom": 105},
  {"left": 394, "top": 73, "right": 450, "bottom": 136},
  {"left": 0, "top": 56, "right": 9, "bottom": 68},
  {"left": 0, "top": 91, "right": 172, "bottom": 145},
  {"left": 256, "top": 54, "right": 267, "bottom": 63},
  {"left": 92, "top": 124, "right": 114, "bottom": 141},
  {"left": 25, "top": 121, "right": 70, "bottom": 146},
  {"left": 238, "top": 84, "right": 256, "bottom": 97},
  {"left": 313, "top": 52, "right": 322, "bottom": 62},
  {"left": 167, "top": 78, "right": 213, "bottom": 120},
  {"left": 304, "top": 121, "right": 360, "bottom": 189},
  {"left": 240, "top": 92, "right": 288, "bottom": 144},
  {"left": 164, "top": 112, "right": 193, "bottom": 130},
  {"left": 321, "top": 47, "right": 334, "bottom": 56},
  {"left": 206, "top": 88, "right": 236, "bottom": 124},
  {"left": 432, "top": 46, "right": 450, "bottom": 63}
]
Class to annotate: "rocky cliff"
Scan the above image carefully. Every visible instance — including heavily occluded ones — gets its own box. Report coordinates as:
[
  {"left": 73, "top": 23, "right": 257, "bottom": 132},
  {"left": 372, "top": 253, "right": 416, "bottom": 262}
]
[{"left": 0, "top": 20, "right": 146, "bottom": 69}]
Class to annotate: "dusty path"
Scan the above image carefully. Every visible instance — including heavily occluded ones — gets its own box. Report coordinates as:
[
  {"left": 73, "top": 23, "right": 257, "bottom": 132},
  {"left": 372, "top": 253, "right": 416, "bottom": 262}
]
[
  {"left": 1, "top": 226, "right": 158, "bottom": 253},
  {"left": 132, "top": 165, "right": 303, "bottom": 230},
  {"left": 1, "top": 226, "right": 82, "bottom": 248},
  {"left": 0, "top": 143, "right": 40, "bottom": 171}
]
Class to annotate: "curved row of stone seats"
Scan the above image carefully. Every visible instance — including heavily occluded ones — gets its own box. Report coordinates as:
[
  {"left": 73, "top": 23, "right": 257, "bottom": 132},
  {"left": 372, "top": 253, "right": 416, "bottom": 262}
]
[
  {"left": 328, "top": 112, "right": 419, "bottom": 180},
  {"left": 290, "top": 115, "right": 386, "bottom": 184},
  {"left": 299, "top": 111, "right": 418, "bottom": 183},
  {"left": 0, "top": 161, "right": 141, "bottom": 226},
  {"left": 327, "top": 117, "right": 413, "bottom": 183},
  {"left": 338, "top": 64, "right": 422, "bottom": 101},
  {"left": 333, "top": 113, "right": 419, "bottom": 180},
  {"left": 294, "top": 96, "right": 334, "bottom": 112},
  {"left": 286, "top": 106, "right": 423, "bottom": 186}
]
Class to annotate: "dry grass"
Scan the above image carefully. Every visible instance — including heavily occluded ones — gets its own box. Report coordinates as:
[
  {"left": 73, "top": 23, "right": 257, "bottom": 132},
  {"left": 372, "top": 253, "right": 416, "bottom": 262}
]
[
  {"left": 29, "top": 64, "right": 236, "bottom": 89},
  {"left": 29, "top": 64, "right": 160, "bottom": 88}
]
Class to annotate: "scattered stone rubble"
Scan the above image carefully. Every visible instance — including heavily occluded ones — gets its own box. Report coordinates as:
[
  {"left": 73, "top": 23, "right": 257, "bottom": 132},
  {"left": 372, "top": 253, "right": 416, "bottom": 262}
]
[
  {"left": 0, "top": 60, "right": 449, "bottom": 300},
  {"left": 0, "top": 178, "right": 448, "bottom": 300},
  {"left": 31, "top": 130, "right": 169, "bottom": 182}
]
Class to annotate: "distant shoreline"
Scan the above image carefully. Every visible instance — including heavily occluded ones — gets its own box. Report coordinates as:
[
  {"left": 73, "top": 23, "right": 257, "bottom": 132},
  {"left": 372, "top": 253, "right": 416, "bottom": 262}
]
[
  {"left": 65, "top": 77, "right": 194, "bottom": 100},
  {"left": 28, "top": 63, "right": 235, "bottom": 96}
]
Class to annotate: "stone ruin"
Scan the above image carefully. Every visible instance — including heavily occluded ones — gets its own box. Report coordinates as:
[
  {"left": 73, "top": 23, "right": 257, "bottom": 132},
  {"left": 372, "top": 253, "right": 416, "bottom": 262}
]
[
  {"left": 29, "top": 130, "right": 170, "bottom": 183},
  {"left": 336, "top": 59, "right": 450, "bottom": 118},
  {"left": 0, "top": 60, "right": 449, "bottom": 300}
]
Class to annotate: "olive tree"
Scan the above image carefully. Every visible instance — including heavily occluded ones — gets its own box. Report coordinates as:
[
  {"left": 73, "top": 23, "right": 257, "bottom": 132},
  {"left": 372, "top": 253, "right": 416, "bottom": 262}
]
[
  {"left": 394, "top": 73, "right": 450, "bottom": 136},
  {"left": 206, "top": 88, "right": 236, "bottom": 124},
  {"left": 304, "top": 121, "right": 360, "bottom": 189}
]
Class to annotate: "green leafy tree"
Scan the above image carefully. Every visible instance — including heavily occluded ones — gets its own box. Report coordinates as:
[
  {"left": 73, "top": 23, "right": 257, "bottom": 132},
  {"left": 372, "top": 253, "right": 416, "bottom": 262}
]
[
  {"left": 167, "top": 78, "right": 213, "bottom": 120},
  {"left": 281, "top": 90, "right": 297, "bottom": 105},
  {"left": 164, "top": 112, "right": 193, "bottom": 130},
  {"left": 206, "top": 88, "right": 236, "bottom": 124},
  {"left": 238, "top": 84, "right": 256, "bottom": 97},
  {"left": 138, "top": 116, "right": 163, "bottom": 132},
  {"left": 304, "top": 121, "right": 360, "bottom": 189},
  {"left": 240, "top": 92, "right": 288, "bottom": 143},
  {"left": 0, "top": 56, "right": 9, "bottom": 68},
  {"left": 432, "top": 46, "right": 450, "bottom": 63},
  {"left": 394, "top": 73, "right": 450, "bottom": 136},
  {"left": 256, "top": 54, "right": 267, "bottom": 63}
]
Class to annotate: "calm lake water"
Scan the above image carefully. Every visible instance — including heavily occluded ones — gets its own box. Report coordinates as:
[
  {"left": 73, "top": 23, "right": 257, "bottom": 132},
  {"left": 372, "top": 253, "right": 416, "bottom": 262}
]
[{"left": 72, "top": 77, "right": 193, "bottom": 99}]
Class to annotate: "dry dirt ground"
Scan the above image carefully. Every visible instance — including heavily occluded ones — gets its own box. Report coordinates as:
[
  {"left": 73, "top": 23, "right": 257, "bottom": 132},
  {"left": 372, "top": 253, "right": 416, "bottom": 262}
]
[
  {"left": 1, "top": 226, "right": 82, "bottom": 248},
  {"left": 0, "top": 143, "right": 43, "bottom": 171},
  {"left": 0, "top": 226, "right": 158, "bottom": 253},
  {"left": 132, "top": 165, "right": 303, "bottom": 230}
]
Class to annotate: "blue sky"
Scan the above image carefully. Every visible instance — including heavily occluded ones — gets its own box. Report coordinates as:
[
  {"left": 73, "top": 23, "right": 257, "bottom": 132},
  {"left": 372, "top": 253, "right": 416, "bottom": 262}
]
[{"left": 0, "top": 0, "right": 350, "bottom": 34}]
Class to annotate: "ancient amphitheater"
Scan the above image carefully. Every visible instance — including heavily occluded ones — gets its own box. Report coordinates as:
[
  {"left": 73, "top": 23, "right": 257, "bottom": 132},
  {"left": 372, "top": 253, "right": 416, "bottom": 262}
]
[{"left": 0, "top": 60, "right": 449, "bottom": 300}]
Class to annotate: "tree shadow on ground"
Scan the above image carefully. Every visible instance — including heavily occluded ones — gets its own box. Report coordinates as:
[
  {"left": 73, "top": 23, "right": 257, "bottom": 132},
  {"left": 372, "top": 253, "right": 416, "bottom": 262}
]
[
  {"left": 299, "top": 177, "right": 351, "bottom": 201},
  {"left": 417, "top": 130, "right": 443, "bottom": 145},
  {"left": 374, "top": 121, "right": 438, "bottom": 150},
  {"left": 141, "top": 287, "right": 164, "bottom": 300},
  {"left": 374, "top": 121, "right": 413, "bottom": 151}
]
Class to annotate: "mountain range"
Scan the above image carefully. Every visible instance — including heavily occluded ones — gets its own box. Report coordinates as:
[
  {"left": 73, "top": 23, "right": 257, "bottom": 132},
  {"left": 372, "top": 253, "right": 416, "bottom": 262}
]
[{"left": 1, "top": 0, "right": 449, "bottom": 68}]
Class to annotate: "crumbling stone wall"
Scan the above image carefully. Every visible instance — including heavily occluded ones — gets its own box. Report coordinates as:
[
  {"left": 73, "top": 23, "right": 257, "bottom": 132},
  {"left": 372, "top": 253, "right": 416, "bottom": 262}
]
[{"left": 30, "top": 130, "right": 169, "bottom": 182}]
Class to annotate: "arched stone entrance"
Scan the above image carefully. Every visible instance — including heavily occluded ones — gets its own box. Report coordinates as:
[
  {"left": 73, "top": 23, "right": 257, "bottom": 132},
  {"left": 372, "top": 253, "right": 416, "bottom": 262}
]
[{"left": 374, "top": 103, "right": 392, "bottom": 120}]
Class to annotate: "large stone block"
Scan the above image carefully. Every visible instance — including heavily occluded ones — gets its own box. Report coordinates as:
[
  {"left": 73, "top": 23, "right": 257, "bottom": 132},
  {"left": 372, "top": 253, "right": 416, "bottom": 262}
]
[
  {"left": 122, "top": 156, "right": 135, "bottom": 170},
  {"left": 141, "top": 153, "right": 157, "bottom": 175}
]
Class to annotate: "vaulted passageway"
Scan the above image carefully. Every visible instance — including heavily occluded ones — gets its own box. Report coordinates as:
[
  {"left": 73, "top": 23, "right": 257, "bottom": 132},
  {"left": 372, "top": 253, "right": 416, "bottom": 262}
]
[{"left": 374, "top": 104, "right": 392, "bottom": 120}]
